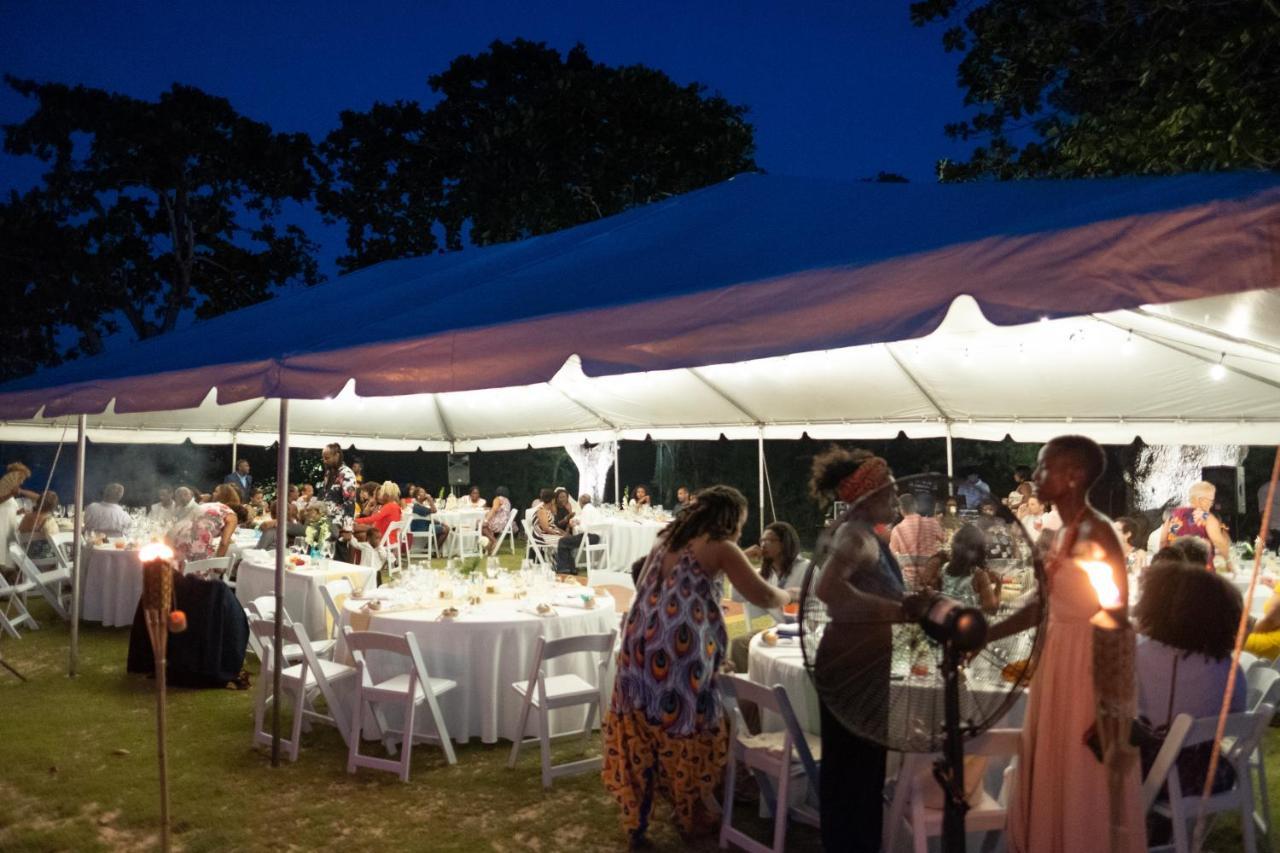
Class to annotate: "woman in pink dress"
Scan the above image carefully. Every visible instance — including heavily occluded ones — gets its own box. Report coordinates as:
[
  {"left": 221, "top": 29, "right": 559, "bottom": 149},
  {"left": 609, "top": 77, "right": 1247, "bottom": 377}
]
[{"left": 988, "top": 436, "right": 1145, "bottom": 853}]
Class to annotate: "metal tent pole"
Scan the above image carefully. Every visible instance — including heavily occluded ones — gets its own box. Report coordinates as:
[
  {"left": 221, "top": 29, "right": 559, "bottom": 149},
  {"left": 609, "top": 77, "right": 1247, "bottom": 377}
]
[
  {"left": 271, "top": 401, "right": 289, "bottom": 766},
  {"left": 69, "top": 414, "right": 86, "bottom": 677},
  {"left": 613, "top": 436, "right": 621, "bottom": 507},
  {"left": 945, "top": 423, "right": 955, "bottom": 495},
  {"left": 231, "top": 435, "right": 238, "bottom": 474},
  {"left": 758, "top": 434, "right": 766, "bottom": 540}
]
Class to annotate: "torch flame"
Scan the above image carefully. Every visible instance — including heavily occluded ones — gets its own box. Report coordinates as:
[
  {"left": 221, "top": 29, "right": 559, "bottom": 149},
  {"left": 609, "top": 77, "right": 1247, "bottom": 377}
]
[
  {"left": 139, "top": 542, "right": 175, "bottom": 563},
  {"left": 1079, "top": 559, "right": 1122, "bottom": 609}
]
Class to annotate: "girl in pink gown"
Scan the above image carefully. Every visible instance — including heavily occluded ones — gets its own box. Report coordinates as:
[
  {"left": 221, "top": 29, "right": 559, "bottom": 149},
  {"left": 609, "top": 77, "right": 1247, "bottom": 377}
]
[{"left": 1009, "top": 535, "right": 1146, "bottom": 853}]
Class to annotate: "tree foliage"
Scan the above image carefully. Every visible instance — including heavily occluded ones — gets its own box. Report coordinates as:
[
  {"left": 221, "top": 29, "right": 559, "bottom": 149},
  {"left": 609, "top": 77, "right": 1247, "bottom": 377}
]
[
  {"left": 319, "top": 39, "right": 757, "bottom": 271},
  {"left": 911, "top": 0, "right": 1280, "bottom": 180},
  {"left": 1, "top": 77, "right": 321, "bottom": 375}
]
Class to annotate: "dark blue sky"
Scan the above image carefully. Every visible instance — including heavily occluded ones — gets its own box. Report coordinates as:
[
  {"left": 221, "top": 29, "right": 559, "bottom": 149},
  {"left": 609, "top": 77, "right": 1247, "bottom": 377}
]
[{"left": 1, "top": 1, "right": 973, "bottom": 275}]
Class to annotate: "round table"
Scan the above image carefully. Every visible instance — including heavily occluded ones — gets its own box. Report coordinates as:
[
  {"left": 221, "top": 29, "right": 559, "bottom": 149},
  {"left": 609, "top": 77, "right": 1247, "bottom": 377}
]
[
  {"left": 81, "top": 547, "right": 144, "bottom": 627},
  {"left": 335, "top": 583, "right": 618, "bottom": 744},
  {"left": 591, "top": 517, "right": 667, "bottom": 573},
  {"left": 434, "top": 508, "right": 487, "bottom": 555},
  {"left": 236, "top": 550, "right": 377, "bottom": 639}
]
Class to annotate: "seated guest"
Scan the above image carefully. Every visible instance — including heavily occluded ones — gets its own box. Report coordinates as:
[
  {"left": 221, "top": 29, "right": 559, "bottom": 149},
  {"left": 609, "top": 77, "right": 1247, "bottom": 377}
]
[
  {"left": 286, "top": 484, "right": 300, "bottom": 510},
  {"left": 629, "top": 484, "right": 651, "bottom": 508},
  {"left": 356, "top": 481, "right": 403, "bottom": 548},
  {"left": 1114, "top": 516, "right": 1148, "bottom": 571},
  {"left": 532, "top": 489, "right": 562, "bottom": 546},
  {"left": 256, "top": 499, "right": 306, "bottom": 552},
  {"left": 1134, "top": 562, "right": 1245, "bottom": 801},
  {"left": 247, "top": 488, "right": 267, "bottom": 519},
  {"left": 553, "top": 493, "right": 603, "bottom": 573},
  {"left": 1245, "top": 582, "right": 1280, "bottom": 660},
  {"left": 1160, "top": 481, "right": 1232, "bottom": 568},
  {"left": 941, "top": 525, "right": 1001, "bottom": 613},
  {"left": 355, "top": 480, "right": 379, "bottom": 517},
  {"left": 149, "top": 487, "right": 176, "bottom": 523},
  {"left": 481, "top": 486, "right": 513, "bottom": 554},
  {"left": 16, "top": 490, "right": 60, "bottom": 562},
  {"left": 459, "top": 485, "right": 486, "bottom": 509},
  {"left": 84, "top": 483, "right": 131, "bottom": 536},
  {"left": 674, "top": 485, "right": 692, "bottom": 510},
  {"left": 295, "top": 483, "right": 315, "bottom": 511},
  {"left": 730, "top": 521, "right": 809, "bottom": 665},
  {"left": 889, "top": 493, "right": 945, "bottom": 587},
  {"left": 171, "top": 486, "right": 198, "bottom": 521},
  {"left": 408, "top": 487, "right": 449, "bottom": 547},
  {"left": 553, "top": 488, "right": 575, "bottom": 533},
  {"left": 168, "top": 485, "right": 238, "bottom": 566},
  {"left": 0, "top": 463, "right": 31, "bottom": 571},
  {"left": 1166, "top": 536, "right": 1211, "bottom": 569}
]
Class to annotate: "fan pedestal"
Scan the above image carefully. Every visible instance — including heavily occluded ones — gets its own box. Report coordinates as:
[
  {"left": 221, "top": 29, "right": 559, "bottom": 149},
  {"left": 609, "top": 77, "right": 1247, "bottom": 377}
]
[{"left": 934, "top": 641, "right": 970, "bottom": 853}]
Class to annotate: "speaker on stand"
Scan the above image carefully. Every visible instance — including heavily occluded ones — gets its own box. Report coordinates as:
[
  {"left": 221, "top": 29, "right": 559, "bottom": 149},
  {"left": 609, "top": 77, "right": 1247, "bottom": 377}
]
[
  {"left": 447, "top": 454, "right": 471, "bottom": 496},
  {"left": 1202, "top": 465, "right": 1245, "bottom": 536}
]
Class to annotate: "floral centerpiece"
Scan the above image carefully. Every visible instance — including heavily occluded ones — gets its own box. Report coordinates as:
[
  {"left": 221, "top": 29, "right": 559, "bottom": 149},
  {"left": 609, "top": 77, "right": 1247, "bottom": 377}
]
[{"left": 302, "top": 504, "right": 330, "bottom": 551}]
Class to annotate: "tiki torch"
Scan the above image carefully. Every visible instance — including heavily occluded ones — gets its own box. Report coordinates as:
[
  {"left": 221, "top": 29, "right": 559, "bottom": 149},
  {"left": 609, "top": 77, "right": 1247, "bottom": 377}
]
[
  {"left": 1080, "top": 556, "right": 1138, "bottom": 853},
  {"left": 139, "top": 543, "right": 187, "bottom": 853}
]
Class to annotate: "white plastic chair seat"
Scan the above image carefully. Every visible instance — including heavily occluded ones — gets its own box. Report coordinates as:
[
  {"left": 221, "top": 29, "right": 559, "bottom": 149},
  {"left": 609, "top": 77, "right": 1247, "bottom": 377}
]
[
  {"left": 737, "top": 729, "right": 823, "bottom": 762},
  {"left": 277, "top": 639, "right": 339, "bottom": 667},
  {"left": 911, "top": 789, "right": 1005, "bottom": 828},
  {"left": 279, "top": 657, "right": 357, "bottom": 689},
  {"left": 365, "top": 671, "right": 457, "bottom": 703},
  {"left": 513, "top": 673, "right": 597, "bottom": 708}
]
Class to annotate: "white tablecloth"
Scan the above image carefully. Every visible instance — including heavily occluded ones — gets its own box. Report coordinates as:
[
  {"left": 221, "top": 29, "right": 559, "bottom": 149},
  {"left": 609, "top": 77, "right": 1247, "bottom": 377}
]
[
  {"left": 236, "top": 550, "right": 377, "bottom": 639},
  {"left": 336, "top": 588, "right": 619, "bottom": 744},
  {"left": 434, "top": 508, "right": 487, "bottom": 555},
  {"left": 591, "top": 518, "right": 667, "bottom": 572},
  {"left": 81, "top": 547, "right": 144, "bottom": 627}
]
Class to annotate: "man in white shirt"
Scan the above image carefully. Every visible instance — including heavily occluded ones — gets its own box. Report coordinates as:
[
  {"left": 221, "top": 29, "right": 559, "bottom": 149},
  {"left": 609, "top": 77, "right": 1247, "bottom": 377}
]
[
  {"left": 555, "top": 494, "right": 602, "bottom": 573},
  {"left": 148, "top": 487, "right": 176, "bottom": 523},
  {"left": 171, "top": 486, "right": 198, "bottom": 522},
  {"left": 83, "top": 483, "right": 131, "bottom": 536}
]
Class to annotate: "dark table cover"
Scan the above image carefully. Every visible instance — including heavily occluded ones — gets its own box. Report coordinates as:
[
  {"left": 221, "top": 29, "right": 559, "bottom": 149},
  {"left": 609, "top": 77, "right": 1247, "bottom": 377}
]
[{"left": 127, "top": 572, "right": 250, "bottom": 688}]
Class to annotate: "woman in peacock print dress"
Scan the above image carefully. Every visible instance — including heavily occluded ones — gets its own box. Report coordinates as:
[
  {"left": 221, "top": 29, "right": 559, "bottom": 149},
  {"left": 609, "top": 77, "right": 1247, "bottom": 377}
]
[{"left": 602, "top": 486, "right": 797, "bottom": 847}]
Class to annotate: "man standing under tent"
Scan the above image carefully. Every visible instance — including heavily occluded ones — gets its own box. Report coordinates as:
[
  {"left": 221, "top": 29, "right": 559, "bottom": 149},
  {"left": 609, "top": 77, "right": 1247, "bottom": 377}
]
[
  {"left": 320, "top": 443, "right": 357, "bottom": 534},
  {"left": 224, "top": 459, "right": 252, "bottom": 500}
]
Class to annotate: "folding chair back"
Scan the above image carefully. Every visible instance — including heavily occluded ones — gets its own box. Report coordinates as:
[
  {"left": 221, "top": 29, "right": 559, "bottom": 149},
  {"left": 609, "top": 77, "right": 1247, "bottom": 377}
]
[
  {"left": 1246, "top": 665, "right": 1280, "bottom": 712},
  {"left": 492, "top": 511, "right": 516, "bottom": 555},
  {"left": 719, "top": 675, "right": 822, "bottom": 853},
  {"left": 507, "top": 630, "right": 617, "bottom": 788},
  {"left": 1151, "top": 704, "right": 1274, "bottom": 853},
  {"left": 319, "top": 578, "right": 354, "bottom": 641},
  {"left": 344, "top": 627, "right": 457, "bottom": 780},
  {"left": 249, "top": 617, "right": 354, "bottom": 760},
  {"left": 0, "top": 567, "right": 38, "bottom": 638},
  {"left": 9, "top": 542, "right": 70, "bottom": 620},
  {"left": 573, "top": 522, "right": 610, "bottom": 573},
  {"left": 184, "top": 556, "right": 232, "bottom": 577}
]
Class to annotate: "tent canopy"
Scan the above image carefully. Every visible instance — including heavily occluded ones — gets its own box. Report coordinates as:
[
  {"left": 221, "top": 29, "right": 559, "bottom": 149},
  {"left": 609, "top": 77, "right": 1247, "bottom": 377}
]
[{"left": 1, "top": 172, "right": 1278, "bottom": 448}]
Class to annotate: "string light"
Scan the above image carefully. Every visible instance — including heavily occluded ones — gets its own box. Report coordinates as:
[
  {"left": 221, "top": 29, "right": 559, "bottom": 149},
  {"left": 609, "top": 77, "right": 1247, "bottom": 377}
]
[
  {"left": 1122, "top": 330, "right": 1135, "bottom": 356},
  {"left": 1209, "top": 353, "right": 1227, "bottom": 381}
]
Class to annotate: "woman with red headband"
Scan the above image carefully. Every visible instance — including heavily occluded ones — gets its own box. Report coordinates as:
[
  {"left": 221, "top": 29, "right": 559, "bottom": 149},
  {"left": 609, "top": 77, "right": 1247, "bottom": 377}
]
[{"left": 810, "top": 446, "right": 912, "bottom": 853}]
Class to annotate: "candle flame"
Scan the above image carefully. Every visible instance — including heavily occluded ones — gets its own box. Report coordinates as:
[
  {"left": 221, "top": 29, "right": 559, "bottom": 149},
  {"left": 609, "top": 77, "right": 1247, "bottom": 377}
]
[
  {"left": 139, "top": 542, "right": 174, "bottom": 563},
  {"left": 1079, "top": 559, "right": 1121, "bottom": 609}
]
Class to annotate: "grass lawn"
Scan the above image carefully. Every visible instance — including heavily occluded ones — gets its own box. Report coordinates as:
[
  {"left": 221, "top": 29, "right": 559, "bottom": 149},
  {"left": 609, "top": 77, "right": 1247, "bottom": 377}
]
[{"left": 0, "top": 554, "right": 1265, "bottom": 852}]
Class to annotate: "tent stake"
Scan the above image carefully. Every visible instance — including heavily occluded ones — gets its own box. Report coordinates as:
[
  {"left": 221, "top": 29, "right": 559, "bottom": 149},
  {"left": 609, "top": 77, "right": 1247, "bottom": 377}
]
[
  {"left": 271, "top": 400, "right": 289, "bottom": 767},
  {"left": 69, "top": 414, "right": 86, "bottom": 677}
]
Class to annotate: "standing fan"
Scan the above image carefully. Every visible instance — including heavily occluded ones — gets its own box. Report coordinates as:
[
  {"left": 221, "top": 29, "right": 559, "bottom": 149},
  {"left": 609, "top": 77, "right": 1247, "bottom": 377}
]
[{"left": 799, "top": 473, "right": 1048, "bottom": 852}]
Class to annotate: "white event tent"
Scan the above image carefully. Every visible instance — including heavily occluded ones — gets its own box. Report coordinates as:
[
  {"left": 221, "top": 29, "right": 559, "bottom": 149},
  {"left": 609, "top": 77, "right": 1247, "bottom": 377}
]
[{"left": 3, "top": 170, "right": 1278, "bottom": 695}]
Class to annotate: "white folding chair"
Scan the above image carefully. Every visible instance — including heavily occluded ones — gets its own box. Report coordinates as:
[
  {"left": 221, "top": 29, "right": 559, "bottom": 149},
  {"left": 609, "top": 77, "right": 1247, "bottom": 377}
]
[
  {"left": 525, "top": 513, "right": 559, "bottom": 568},
  {"left": 407, "top": 516, "right": 439, "bottom": 562},
  {"left": 573, "top": 523, "right": 610, "bottom": 574},
  {"left": 249, "top": 618, "right": 356, "bottom": 761},
  {"left": 454, "top": 517, "right": 484, "bottom": 560},
  {"left": 1245, "top": 667, "right": 1280, "bottom": 836},
  {"left": 0, "top": 568, "right": 39, "bottom": 638},
  {"left": 183, "top": 556, "right": 233, "bottom": 578},
  {"left": 507, "top": 630, "right": 617, "bottom": 788},
  {"left": 9, "top": 542, "right": 70, "bottom": 620},
  {"left": 886, "top": 728, "right": 1019, "bottom": 853},
  {"left": 352, "top": 540, "right": 385, "bottom": 573},
  {"left": 319, "top": 578, "right": 354, "bottom": 642},
  {"left": 1148, "top": 704, "right": 1275, "bottom": 853},
  {"left": 246, "top": 597, "right": 336, "bottom": 662},
  {"left": 384, "top": 517, "right": 412, "bottom": 569},
  {"left": 719, "top": 675, "right": 821, "bottom": 853},
  {"left": 50, "top": 531, "right": 75, "bottom": 572},
  {"left": 344, "top": 627, "right": 457, "bottom": 781},
  {"left": 491, "top": 511, "right": 516, "bottom": 555}
]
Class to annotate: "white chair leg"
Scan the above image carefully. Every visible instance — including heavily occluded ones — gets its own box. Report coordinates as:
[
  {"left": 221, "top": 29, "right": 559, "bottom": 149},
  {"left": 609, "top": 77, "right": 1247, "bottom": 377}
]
[
  {"left": 1255, "top": 751, "right": 1271, "bottom": 837},
  {"left": 399, "top": 698, "right": 416, "bottom": 782},
  {"left": 772, "top": 763, "right": 791, "bottom": 853},
  {"left": 581, "top": 700, "right": 598, "bottom": 747},
  {"left": 346, "top": 690, "right": 363, "bottom": 774},
  {"left": 508, "top": 690, "right": 534, "bottom": 769},
  {"left": 720, "top": 753, "right": 738, "bottom": 849},
  {"left": 538, "top": 704, "right": 553, "bottom": 789}
]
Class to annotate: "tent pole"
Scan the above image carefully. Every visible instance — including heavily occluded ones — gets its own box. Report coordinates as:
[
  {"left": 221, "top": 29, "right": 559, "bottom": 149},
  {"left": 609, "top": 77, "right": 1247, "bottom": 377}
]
[
  {"left": 613, "top": 436, "right": 621, "bottom": 507},
  {"left": 69, "top": 414, "right": 86, "bottom": 677},
  {"left": 231, "top": 435, "right": 238, "bottom": 474},
  {"left": 758, "top": 434, "right": 766, "bottom": 540},
  {"left": 944, "top": 422, "right": 955, "bottom": 495},
  {"left": 271, "top": 400, "right": 289, "bottom": 767}
]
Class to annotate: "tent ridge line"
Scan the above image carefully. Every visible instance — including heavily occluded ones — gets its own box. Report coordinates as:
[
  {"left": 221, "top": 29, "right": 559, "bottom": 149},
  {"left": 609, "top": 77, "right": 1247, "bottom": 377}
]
[
  {"left": 1091, "top": 316, "right": 1280, "bottom": 393},
  {"left": 1116, "top": 308, "right": 1280, "bottom": 358},
  {"left": 685, "top": 368, "right": 764, "bottom": 425},
  {"left": 882, "top": 343, "right": 952, "bottom": 422},
  {"left": 545, "top": 382, "right": 618, "bottom": 430},
  {"left": 431, "top": 394, "right": 456, "bottom": 445}
]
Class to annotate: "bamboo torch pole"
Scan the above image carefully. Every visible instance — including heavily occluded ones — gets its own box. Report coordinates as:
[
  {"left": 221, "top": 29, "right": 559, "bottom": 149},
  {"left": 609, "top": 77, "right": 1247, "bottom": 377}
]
[{"left": 140, "top": 543, "right": 186, "bottom": 853}]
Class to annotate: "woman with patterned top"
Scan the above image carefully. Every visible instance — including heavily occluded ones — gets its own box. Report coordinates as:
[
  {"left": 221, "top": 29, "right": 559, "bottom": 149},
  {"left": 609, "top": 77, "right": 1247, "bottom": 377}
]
[
  {"left": 602, "top": 486, "right": 796, "bottom": 847},
  {"left": 168, "top": 483, "right": 239, "bottom": 567}
]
